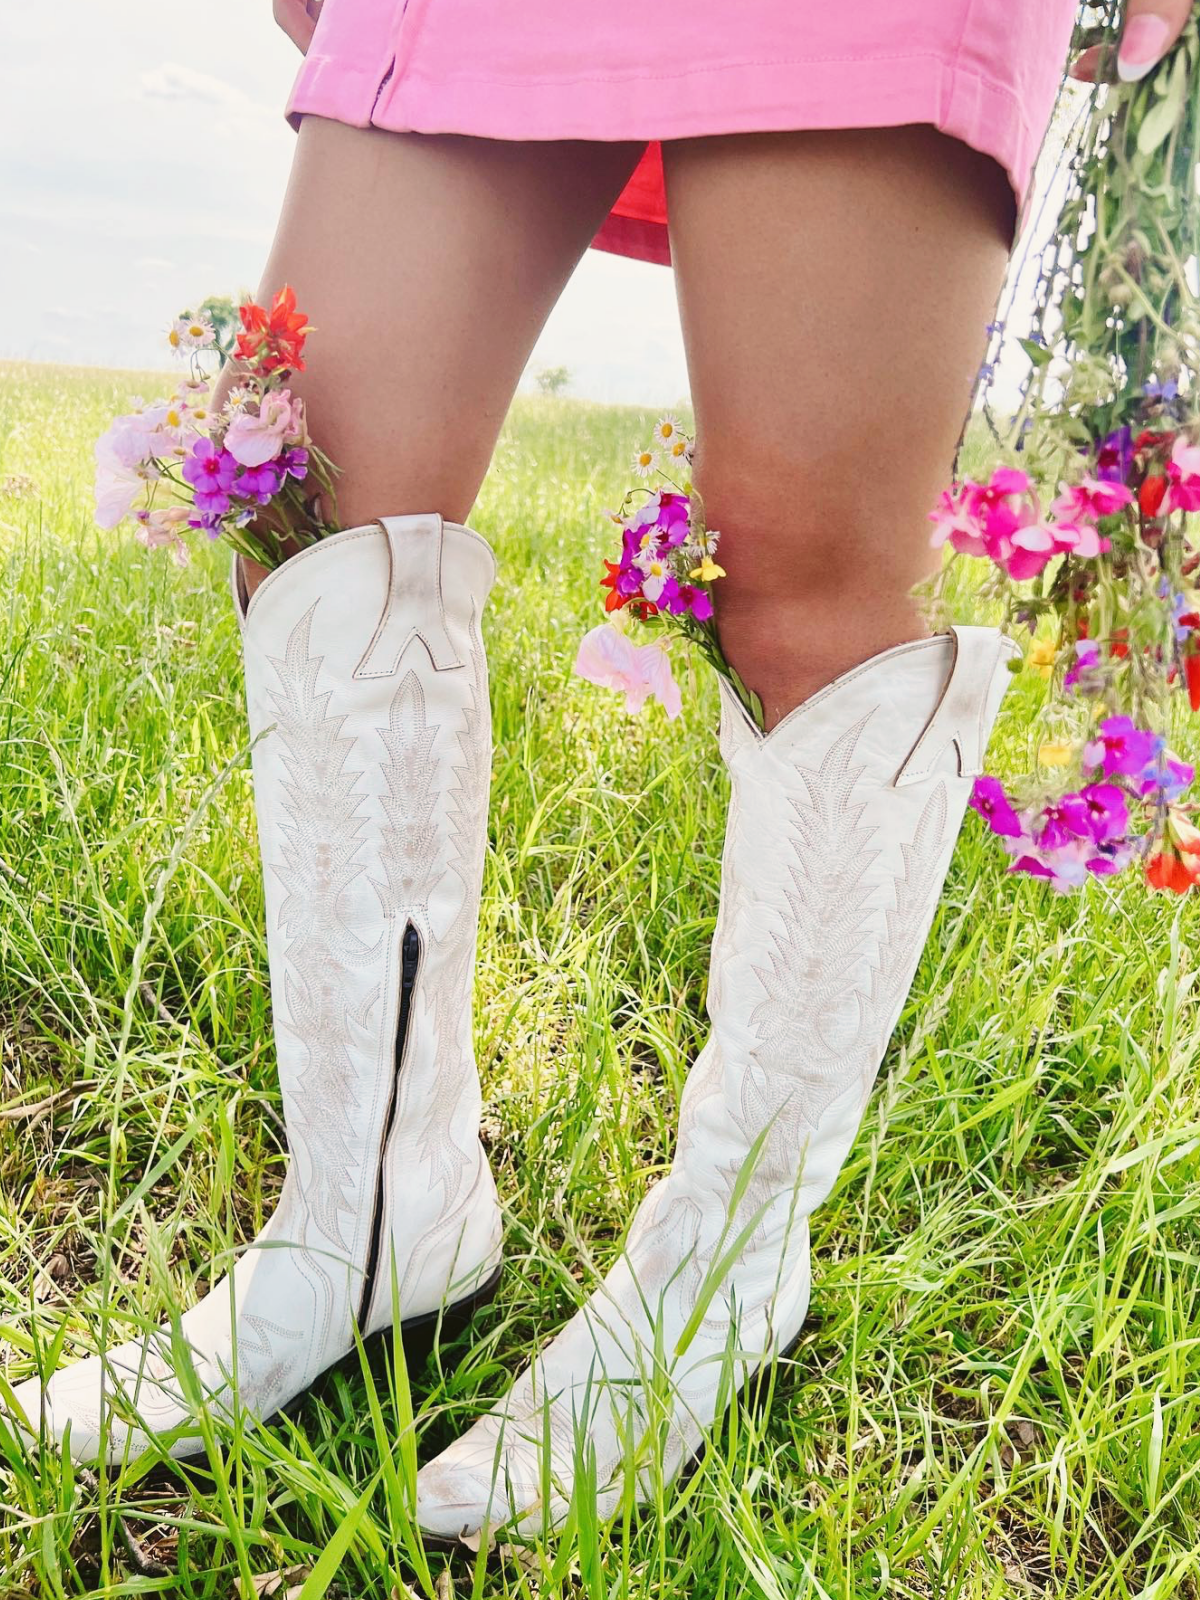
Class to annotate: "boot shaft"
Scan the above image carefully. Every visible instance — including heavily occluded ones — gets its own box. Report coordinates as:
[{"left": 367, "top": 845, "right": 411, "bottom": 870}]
[
  {"left": 235, "top": 515, "right": 499, "bottom": 1322},
  {"left": 685, "top": 628, "right": 1018, "bottom": 1220}
]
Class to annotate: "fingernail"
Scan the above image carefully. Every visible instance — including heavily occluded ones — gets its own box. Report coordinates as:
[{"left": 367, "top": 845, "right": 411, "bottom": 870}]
[{"left": 1117, "top": 14, "right": 1171, "bottom": 81}]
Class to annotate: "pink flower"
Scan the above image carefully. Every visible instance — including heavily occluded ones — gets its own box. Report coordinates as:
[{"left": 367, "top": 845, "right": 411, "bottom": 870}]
[
  {"left": 1051, "top": 478, "right": 1134, "bottom": 522},
  {"left": 134, "top": 506, "right": 190, "bottom": 567},
  {"left": 1050, "top": 520, "right": 1110, "bottom": 559},
  {"left": 224, "top": 390, "right": 304, "bottom": 468},
  {"left": 985, "top": 499, "right": 1056, "bottom": 580},
  {"left": 99, "top": 410, "right": 161, "bottom": 471},
  {"left": 573, "top": 624, "right": 682, "bottom": 719},
  {"left": 928, "top": 486, "right": 989, "bottom": 558},
  {"left": 94, "top": 430, "right": 159, "bottom": 528},
  {"left": 1167, "top": 435, "right": 1200, "bottom": 513}
]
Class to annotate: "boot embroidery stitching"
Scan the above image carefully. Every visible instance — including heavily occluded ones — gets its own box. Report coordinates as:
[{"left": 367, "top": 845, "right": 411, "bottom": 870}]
[
  {"left": 373, "top": 668, "right": 442, "bottom": 921},
  {"left": 400, "top": 610, "right": 491, "bottom": 1305},
  {"left": 269, "top": 605, "right": 382, "bottom": 1258},
  {"left": 746, "top": 713, "right": 882, "bottom": 1133}
]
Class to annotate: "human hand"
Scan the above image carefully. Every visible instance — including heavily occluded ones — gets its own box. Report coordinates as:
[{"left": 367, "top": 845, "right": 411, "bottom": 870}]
[
  {"left": 1070, "top": 0, "right": 1191, "bottom": 84},
  {"left": 274, "top": 0, "right": 323, "bottom": 54}
]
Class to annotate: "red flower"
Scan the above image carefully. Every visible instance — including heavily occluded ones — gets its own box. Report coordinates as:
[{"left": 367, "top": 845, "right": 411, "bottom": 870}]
[
  {"left": 1110, "top": 628, "right": 1130, "bottom": 660},
  {"left": 600, "top": 559, "right": 657, "bottom": 618},
  {"left": 1139, "top": 474, "right": 1167, "bottom": 517},
  {"left": 1146, "top": 850, "right": 1197, "bottom": 892},
  {"left": 600, "top": 560, "right": 629, "bottom": 613},
  {"left": 1186, "top": 652, "right": 1200, "bottom": 713},
  {"left": 235, "top": 284, "right": 311, "bottom": 375},
  {"left": 1147, "top": 814, "right": 1200, "bottom": 892},
  {"left": 1135, "top": 428, "right": 1174, "bottom": 452}
]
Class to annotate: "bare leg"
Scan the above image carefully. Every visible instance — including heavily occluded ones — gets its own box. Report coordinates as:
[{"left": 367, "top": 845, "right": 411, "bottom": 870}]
[
  {"left": 663, "top": 126, "right": 1015, "bottom": 728},
  {"left": 229, "top": 117, "right": 643, "bottom": 594}
]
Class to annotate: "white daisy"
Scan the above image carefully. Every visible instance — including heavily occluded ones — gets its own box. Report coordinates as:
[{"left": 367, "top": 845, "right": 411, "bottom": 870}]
[
  {"left": 639, "top": 556, "right": 670, "bottom": 602},
  {"left": 168, "top": 312, "right": 216, "bottom": 353},
  {"left": 631, "top": 447, "right": 659, "bottom": 479},
  {"left": 653, "top": 414, "right": 682, "bottom": 448}
]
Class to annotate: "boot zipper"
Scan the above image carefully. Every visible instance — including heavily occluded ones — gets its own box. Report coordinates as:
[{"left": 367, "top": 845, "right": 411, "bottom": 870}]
[{"left": 359, "top": 920, "right": 421, "bottom": 1326}]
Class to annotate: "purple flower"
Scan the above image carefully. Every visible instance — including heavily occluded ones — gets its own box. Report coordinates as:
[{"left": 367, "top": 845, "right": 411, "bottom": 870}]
[
  {"left": 1077, "top": 782, "right": 1129, "bottom": 845},
  {"left": 279, "top": 446, "right": 309, "bottom": 481},
  {"left": 182, "top": 437, "right": 238, "bottom": 516},
  {"left": 1063, "top": 638, "right": 1101, "bottom": 694},
  {"left": 1144, "top": 378, "right": 1179, "bottom": 403},
  {"left": 969, "top": 775, "right": 1023, "bottom": 838},
  {"left": 1094, "top": 425, "right": 1134, "bottom": 485},
  {"left": 234, "top": 462, "right": 282, "bottom": 506},
  {"left": 187, "top": 510, "right": 225, "bottom": 540},
  {"left": 1082, "top": 715, "right": 1159, "bottom": 778},
  {"left": 1138, "top": 741, "right": 1195, "bottom": 802}
]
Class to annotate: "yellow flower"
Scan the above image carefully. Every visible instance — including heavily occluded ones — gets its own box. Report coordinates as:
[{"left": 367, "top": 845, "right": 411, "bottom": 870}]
[
  {"left": 1028, "top": 638, "right": 1056, "bottom": 678},
  {"left": 1038, "top": 741, "right": 1074, "bottom": 767},
  {"left": 689, "top": 557, "right": 727, "bottom": 583}
]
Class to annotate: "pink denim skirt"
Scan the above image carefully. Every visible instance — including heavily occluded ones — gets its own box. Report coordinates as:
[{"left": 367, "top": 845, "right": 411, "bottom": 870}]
[{"left": 287, "top": 0, "right": 1077, "bottom": 266}]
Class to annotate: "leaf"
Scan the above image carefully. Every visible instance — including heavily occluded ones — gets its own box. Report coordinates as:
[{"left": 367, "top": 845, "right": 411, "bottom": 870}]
[
  {"left": 1137, "top": 49, "right": 1188, "bottom": 156},
  {"left": 295, "top": 1470, "right": 382, "bottom": 1600},
  {"left": 1018, "top": 337, "right": 1053, "bottom": 369}
]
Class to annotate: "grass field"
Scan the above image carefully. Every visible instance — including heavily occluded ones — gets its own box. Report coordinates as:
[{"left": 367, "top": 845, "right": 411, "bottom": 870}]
[{"left": 0, "top": 360, "right": 1198, "bottom": 1599}]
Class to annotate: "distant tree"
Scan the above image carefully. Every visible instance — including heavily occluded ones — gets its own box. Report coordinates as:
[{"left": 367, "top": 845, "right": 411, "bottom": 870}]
[
  {"left": 534, "top": 365, "right": 571, "bottom": 396},
  {"left": 200, "top": 294, "right": 241, "bottom": 344}
]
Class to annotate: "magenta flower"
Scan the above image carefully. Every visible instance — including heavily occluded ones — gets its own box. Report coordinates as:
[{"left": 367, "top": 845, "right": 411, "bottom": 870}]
[
  {"left": 654, "top": 492, "right": 691, "bottom": 547},
  {"left": 1077, "top": 782, "right": 1128, "bottom": 845},
  {"left": 687, "top": 585, "right": 715, "bottom": 622},
  {"left": 1082, "top": 714, "right": 1159, "bottom": 777},
  {"left": 182, "top": 437, "right": 238, "bottom": 515},
  {"left": 1036, "top": 794, "right": 1093, "bottom": 851},
  {"left": 969, "top": 775, "right": 1023, "bottom": 838}
]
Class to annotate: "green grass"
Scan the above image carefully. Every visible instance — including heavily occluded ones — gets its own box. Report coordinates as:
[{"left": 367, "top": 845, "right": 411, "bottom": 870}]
[{"left": 0, "top": 359, "right": 1198, "bottom": 1598}]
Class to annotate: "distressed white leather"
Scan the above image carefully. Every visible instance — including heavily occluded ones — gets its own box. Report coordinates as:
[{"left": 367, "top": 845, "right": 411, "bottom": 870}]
[
  {"left": 416, "top": 626, "right": 1017, "bottom": 1539},
  {"left": 12, "top": 516, "right": 503, "bottom": 1463}
]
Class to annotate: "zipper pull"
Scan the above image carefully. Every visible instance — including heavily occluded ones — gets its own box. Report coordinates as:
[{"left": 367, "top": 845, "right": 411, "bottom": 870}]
[{"left": 401, "top": 923, "right": 421, "bottom": 991}]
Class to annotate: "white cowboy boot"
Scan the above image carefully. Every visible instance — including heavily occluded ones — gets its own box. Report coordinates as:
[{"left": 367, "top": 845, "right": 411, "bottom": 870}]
[
  {"left": 415, "top": 625, "right": 1017, "bottom": 1539},
  {"left": 12, "top": 515, "right": 503, "bottom": 1463}
]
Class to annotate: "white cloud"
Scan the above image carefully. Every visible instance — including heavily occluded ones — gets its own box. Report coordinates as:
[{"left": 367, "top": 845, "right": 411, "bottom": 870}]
[{"left": 138, "top": 63, "right": 248, "bottom": 107}]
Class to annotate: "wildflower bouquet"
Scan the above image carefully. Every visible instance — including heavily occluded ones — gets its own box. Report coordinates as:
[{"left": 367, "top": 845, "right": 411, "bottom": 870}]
[
  {"left": 94, "top": 286, "right": 338, "bottom": 571},
  {"left": 574, "top": 417, "right": 764, "bottom": 727},
  {"left": 931, "top": 2, "right": 1200, "bottom": 892}
]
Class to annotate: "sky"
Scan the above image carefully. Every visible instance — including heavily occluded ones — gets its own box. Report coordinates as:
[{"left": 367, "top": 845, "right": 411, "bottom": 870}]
[{"left": 1, "top": 1, "right": 1070, "bottom": 407}]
